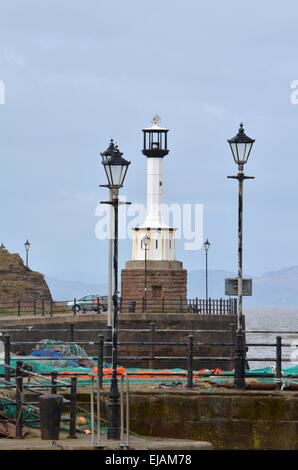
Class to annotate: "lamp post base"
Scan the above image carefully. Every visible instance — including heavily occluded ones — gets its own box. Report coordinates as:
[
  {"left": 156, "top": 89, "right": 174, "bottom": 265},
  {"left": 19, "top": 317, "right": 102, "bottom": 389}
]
[{"left": 107, "top": 377, "right": 121, "bottom": 440}]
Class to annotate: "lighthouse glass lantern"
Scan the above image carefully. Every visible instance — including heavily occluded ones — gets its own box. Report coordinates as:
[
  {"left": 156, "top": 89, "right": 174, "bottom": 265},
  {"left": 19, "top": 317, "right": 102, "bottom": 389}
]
[
  {"left": 101, "top": 141, "right": 130, "bottom": 188},
  {"left": 227, "top": 123, "right": 255, "bottom": 166},
  {"left": 142, "top": 115, "right": 169, "bottom": 158}
]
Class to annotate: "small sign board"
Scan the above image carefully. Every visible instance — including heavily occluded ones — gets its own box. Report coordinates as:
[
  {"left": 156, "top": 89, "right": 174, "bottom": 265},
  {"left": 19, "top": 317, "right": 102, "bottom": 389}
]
[{"left": 225, "top": 278, "right": 252, "bottom": 296}]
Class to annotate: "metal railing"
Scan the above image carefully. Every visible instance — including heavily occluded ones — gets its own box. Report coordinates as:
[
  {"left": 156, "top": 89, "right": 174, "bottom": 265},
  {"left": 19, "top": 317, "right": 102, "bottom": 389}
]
[
  {"left": 1, "top": 324, "right": 297, "bottom": 392},
  {"left": 0, "top": 297, "right": 237, "bottom": 317},
  {"left": 0, "top": 361, "right": 78, "bottom": 439}
]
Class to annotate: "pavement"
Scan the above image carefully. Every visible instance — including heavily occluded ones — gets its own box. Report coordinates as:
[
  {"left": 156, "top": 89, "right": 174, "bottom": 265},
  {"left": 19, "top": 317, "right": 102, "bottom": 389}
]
[{"left": 0, "top": 432, "right": 213, "bottom": 450}]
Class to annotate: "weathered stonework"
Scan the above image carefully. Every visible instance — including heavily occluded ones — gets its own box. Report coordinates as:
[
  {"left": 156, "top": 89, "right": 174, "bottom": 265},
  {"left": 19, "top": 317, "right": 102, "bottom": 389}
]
[
  {"left": 0, "top": 248, "right": 52, "bottom": 305},
  {"left": 96, "top": 389, "right": 298, "bottom": 450},
  {"left": 121, "top": 260, "right": 187, "bottom": 312}
]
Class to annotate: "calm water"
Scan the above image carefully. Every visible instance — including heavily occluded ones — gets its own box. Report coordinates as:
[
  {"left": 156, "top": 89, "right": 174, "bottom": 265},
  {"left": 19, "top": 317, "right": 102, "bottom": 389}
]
[{"left": 244, "top": 307, "right": 298, "bottom": 370}]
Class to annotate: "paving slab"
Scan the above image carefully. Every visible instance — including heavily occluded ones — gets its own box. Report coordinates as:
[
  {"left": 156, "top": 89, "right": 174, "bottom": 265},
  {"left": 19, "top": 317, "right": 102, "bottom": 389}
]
[{"left": 0, "top": 433, "right": 213, "bottom": 450}]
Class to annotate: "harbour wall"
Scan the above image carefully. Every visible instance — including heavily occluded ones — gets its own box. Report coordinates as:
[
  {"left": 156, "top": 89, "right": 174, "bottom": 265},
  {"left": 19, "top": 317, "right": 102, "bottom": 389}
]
[
  {"left": 0, "top": 313, "right": 238, "bottom": 370},
  {"left": 78, "top": 389, "right": 298, "bottom": 450}
]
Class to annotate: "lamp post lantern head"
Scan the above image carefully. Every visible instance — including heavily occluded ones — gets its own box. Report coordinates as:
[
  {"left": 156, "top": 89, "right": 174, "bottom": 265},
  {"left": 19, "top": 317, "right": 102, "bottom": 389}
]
[
  {"left": 25, "top": 240, "right": 30, "bottom": 252},
  {"left": 101, "top": 139, "right": 130, "bottom": 188},
  {"left": 204, "top": 239, "right": 211, "bottom": 252},
  {"left": 142, "top": 115, "right": 169, "bottom": 158},
  {"left": 142, "top": 234, "right": 150, "bottom": 248},
  {"left": 228, "top": 123, "right": 255, "bottom": 167}
]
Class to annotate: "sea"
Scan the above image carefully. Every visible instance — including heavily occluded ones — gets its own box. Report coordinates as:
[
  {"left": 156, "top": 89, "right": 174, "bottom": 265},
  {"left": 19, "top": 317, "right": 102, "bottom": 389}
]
[{"left": 244, "top": 307, "right": 298, "bottom": 370}]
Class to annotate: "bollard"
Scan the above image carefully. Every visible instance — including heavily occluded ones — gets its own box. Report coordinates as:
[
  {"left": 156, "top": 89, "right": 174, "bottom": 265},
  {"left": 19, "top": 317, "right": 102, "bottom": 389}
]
[
  {"left": 39, "top": 394, "right": 63, "bottom": 440},
  {"left": 187, "top": 335, "right": 194, "bottom": 389}
]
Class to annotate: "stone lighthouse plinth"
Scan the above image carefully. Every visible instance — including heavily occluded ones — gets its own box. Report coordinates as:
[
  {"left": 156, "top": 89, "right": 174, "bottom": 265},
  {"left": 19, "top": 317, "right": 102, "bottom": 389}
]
[{"left": 121, "top": 116, "right": 187, "bottom": 312}]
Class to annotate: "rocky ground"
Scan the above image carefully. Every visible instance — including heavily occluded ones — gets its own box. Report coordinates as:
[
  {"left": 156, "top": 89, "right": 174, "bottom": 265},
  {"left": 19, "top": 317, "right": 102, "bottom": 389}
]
[{"left": 0, "top": 247, "right": 52, "bottom": 305}]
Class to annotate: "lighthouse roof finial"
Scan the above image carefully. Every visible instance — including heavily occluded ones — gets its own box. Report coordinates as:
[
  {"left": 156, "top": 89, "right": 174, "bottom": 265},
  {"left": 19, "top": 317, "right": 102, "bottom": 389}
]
[{"left": 152, "top": 114, "right": 161, "bottom": 126}]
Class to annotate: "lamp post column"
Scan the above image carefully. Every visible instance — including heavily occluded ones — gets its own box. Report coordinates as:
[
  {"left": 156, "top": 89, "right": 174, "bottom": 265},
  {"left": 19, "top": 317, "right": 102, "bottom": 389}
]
[
  {"left": 204, "top": 239, "right": 210, "bottom": 314},
  {"left": 100, "top": 138, "right": 130, "bottom": 440},
  {"left": 237, "top": 170, "right": 244, "bottom": 332},
  {"left": 24, "top": 240, "right": 30, "bottom": 268},
  {"left": 205, "top": 248, "right": 208, "bottom": 308},
  {"left": 144, "top": 245, "right": 147, "bottom": 305},
  {"left": 107, "top": 188, "right": 120, "bottom": 440},
  {"left": 227, "top": 123, "right": 255, "bottom": 390}
]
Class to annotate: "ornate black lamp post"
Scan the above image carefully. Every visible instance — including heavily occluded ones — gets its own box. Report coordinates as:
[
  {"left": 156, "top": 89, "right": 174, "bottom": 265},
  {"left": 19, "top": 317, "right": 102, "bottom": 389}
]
[
  {"left": 24, "top": 240, "right": 30, "bottom": 267},
  {"left": 100, "top": 139, "right": 130, "bottom": 440},
  {"left": 204, "top": 239, "right": 210, "bottom": 311},
  {"left": 142, "top": 234, "right": 150, "bottom": 309},
  {"left": 227, "top": 123, "right": 255, "bottom": 389}
]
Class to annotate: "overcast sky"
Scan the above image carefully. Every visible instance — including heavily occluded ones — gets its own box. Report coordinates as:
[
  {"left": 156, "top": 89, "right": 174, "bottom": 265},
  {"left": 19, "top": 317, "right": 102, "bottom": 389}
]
[{"left": 1, "top": 0, "right": 298, "bottom": 285}]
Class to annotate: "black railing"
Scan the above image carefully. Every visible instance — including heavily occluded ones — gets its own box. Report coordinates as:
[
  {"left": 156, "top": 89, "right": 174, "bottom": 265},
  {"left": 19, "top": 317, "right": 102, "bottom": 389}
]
[
  {"left": 1, "top": 323, "right": 297, "bottom": 393},
  {"left": 0, "top": 297, "right": 237, "bottom": 317},
  {"left": 0, "top": 361, "right": 78, "bottom": 439}
]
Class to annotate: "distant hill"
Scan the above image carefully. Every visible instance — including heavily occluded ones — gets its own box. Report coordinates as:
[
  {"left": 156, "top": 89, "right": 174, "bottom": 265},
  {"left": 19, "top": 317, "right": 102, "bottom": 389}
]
[
  {"left": 45, "top": 276, "right": 108, "bottom": 301},
  {"left": 188, "top": 266, "right": 298, "bottom": 307},
  {"left": 46, "top": 265, "right": 298, "bottom": 306}
]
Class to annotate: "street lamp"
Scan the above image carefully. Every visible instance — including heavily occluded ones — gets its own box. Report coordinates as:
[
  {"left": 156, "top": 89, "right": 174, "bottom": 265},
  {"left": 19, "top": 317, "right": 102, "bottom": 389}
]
[
  {"left": 100, "top": 139, "right": 116, "bottom": 362},
  {"left": 141, "top": 234, "right": 150, "bottom": 310},
  {"left": 204, "top": 239, "right": 210, "bottom": 312},
  {"left": 100, "top": 139, "right": 130, "bottom": 440},
  {"left": 227, "top": 122, "right": 255, "bottom": 389},
  {"left": 24, "top": 240, "right": 30, "bottom": 267}
]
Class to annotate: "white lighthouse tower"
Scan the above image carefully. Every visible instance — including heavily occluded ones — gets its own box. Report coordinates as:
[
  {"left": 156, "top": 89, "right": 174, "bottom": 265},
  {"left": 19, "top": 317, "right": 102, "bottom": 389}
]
[
  {"left": 121, "top": 116, "right": 187, "bottom": 310},
  {"left": 132, "top": 115, "right": 176, "bottom": 262}
]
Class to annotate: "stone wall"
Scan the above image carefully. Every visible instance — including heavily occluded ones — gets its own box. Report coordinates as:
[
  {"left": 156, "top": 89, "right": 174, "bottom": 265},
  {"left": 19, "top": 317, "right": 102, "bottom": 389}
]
[
  {"left": 121, "top": 260, "right": 187, "bottom": 313},
  {"left": 97, "top": 389, "right": 298, "bottom": 450},
  {"left": 0, "top": 312, "right": 238, "bottom": 370}
]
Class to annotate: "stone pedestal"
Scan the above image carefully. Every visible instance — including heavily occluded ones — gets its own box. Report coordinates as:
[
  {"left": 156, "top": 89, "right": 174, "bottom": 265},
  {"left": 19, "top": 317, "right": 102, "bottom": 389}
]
[{"left": 121, "top": 260, "right": 187, "bottom": 313}]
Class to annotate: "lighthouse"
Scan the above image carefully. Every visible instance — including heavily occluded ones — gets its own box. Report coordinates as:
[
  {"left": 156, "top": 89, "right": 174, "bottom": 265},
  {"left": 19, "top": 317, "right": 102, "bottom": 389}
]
[
  {"left": 132, "top": 115, "right": 176, "bottom": 262},
  {"left": 121, "top": 116, "right": 187, "bottom": 311}
]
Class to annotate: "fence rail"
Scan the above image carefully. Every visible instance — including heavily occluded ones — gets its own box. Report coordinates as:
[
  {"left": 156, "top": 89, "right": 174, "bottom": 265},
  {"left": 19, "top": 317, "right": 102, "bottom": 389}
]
[
  {"left": 0, "top": 361, "right": 78, "bottom": 439},
  {"left": 0, "top": 323, "right": 297, "bottom": 389},
  {"left": 0, "top": 297, "right": 237, "bottom": 317}
]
